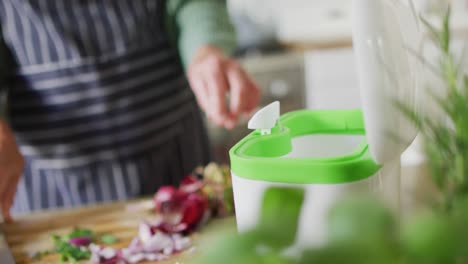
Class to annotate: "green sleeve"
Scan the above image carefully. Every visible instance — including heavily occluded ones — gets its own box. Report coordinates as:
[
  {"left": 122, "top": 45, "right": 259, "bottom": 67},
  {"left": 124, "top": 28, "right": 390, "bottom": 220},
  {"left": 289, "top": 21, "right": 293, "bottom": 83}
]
[{"left": 165, "top": 0, "right": 237, "bottom": 69}]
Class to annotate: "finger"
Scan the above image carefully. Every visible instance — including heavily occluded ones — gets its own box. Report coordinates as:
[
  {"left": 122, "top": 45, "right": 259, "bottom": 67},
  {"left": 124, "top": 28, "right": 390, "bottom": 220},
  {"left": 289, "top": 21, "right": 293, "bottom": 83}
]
[
  {"left": 0, "top": 176, "right": 14, "bottom": 222},
  {"left": 0, "top": 174, "right": 9, "bottom": 220},
  {"left": 197, "top": 75, "right": 224, "bottom": 127},
  {"left": 2, "top": 198, "right": 12, "bottom": 223},
  {"left": 205, "top": 65, "right": 230, "bottom": 127},
  {"left": 246, "top": 79, "right": 261, "bottom": 114},
  {"left": 3, "top": 175, "right": 20, "bottom": 222},
  {"left": 226, "top": 62, "right": 251, "bottom": 117},
  {"left": 188, "top": 71, "right": 210, "bottom": 114}
]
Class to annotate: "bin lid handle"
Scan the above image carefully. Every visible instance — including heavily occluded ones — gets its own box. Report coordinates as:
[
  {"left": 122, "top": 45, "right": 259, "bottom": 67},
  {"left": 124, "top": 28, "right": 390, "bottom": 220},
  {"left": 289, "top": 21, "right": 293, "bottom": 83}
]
[{"left": 248, "top": 101, "right": 280, "bottom": 135}]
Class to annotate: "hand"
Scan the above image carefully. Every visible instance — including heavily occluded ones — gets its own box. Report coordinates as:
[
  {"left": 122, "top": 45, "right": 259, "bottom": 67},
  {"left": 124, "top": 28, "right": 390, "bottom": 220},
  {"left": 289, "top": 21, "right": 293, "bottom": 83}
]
[
  {"left": 187, "top": 45, "right": 261, "bottom": 129},
  {"left": 0, "top": 120, "right": 24, "bottom": 222}
]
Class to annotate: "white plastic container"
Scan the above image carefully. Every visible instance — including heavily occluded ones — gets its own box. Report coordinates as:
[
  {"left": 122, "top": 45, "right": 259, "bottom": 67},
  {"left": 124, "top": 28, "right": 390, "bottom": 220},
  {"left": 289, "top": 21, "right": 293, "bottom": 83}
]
[{"left": 229, "top": 0, "right": 422, "bottom": 249}]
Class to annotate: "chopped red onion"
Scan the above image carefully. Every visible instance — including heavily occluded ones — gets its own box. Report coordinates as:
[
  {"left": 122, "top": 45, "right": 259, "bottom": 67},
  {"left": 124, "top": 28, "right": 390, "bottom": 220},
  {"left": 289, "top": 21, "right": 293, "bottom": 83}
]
[
  {"left": 99, "top": 247, "right": 117, "bottom": 259},
  {"left": 154, "top": 222, "right": 188, "bottom": 233},
  {"left": 181, "top": 175, "right": 199, "bottom": 185},
  {"left": 68, "top": 236, "right": 93, "bottom": 246},
  {"left": 145, "top": 253, "right": 168, "bottom": 261},
  {"left": 91, "top": 253, "right": 100, "bottom": 263},
  {"left": 153, "top": 186, "right": 187, "bottom": 214},
  {"left": 173, "top": 235, "right": 192, "bottom": 251},
  {"left": 180, "top": 193, "right": 208, "bottom": 230},
  {"left": 126, "top": 237, "right": 143, "bottom": 254},
  {"left": 91, "top": 233, "right": 192, "bottom": 264},
  {"left": 142, "top": 231, "right": 173, "bottom": 253},
  {"left": 91, "top": 176, "right": 210, "bottom": 264},
  {"left": 162, "top": 246, "right": 173, "bottom": 256},
  {"left": 126, "top": 253, "right": 145, "bottom": 264},
  {"left": 89, "top": 243, "right": 102, "bottom": 253},
  {"left": 90, "top": 246, "right": 125, "bottom": 264},
  {"left": 153, "top": 180, "right": 210, "bottom": 234},
  {"left": 90, "top": 222, "right": 193, "bottom": 264},
  {"left": 180, "top": 175, "right": 204, "bottom": 193},
  {"left": 138, "top": 222, "right": 153, "bottom": 243}
]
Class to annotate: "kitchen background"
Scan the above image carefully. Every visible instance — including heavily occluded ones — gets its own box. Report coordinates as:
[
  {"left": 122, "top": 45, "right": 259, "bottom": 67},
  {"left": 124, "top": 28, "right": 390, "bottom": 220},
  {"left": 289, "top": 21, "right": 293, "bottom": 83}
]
[{"left": 204, "top": 0, "right": 468, "bottom": 215}]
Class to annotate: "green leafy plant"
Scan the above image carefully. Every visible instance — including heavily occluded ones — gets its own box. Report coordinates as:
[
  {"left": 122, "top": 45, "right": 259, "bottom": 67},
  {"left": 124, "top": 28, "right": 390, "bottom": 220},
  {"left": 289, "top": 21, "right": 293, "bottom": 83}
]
[{"left": 398, "top": 7, "right": 468, "bottom": 212}]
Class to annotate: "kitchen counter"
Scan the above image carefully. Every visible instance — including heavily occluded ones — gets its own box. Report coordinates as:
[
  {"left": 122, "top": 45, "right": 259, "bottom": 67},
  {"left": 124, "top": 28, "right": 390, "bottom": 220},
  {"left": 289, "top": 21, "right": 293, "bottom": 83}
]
[
  {"left": 2, "top": 169, "right": 437, "bottom": 264},
  {"left": 3, "top": 200, "right": 236, "bottom": 264}
]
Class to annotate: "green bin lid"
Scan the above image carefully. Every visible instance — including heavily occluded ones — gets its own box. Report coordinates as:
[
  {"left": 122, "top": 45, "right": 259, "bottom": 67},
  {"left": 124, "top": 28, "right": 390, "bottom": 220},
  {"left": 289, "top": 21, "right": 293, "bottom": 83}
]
[{"left": 229, "top": 109, "right": 381, "bottom": 184}]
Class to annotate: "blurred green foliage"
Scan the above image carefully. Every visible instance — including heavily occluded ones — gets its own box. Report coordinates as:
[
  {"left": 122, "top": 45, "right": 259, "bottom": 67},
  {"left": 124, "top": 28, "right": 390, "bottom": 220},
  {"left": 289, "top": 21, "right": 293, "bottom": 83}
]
[
  {"left": 400, "top": 6, "right": 468, "bottom": 212},
  {"left": 196, "top": 192, "right": 468, "bottom": 264}
]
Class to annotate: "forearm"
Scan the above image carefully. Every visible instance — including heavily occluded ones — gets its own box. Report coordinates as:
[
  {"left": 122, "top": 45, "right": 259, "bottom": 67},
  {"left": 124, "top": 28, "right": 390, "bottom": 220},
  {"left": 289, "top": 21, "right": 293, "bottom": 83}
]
[{"left": 166, "top": 0, "right": 237, "bottom": 69}]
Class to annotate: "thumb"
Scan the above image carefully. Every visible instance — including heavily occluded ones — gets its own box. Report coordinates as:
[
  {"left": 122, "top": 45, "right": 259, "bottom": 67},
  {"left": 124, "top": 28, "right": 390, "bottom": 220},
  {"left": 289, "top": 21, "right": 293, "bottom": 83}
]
[
  {"left": 2, "top": 202, "right": 13, "bottom": 223},
  {"left": 2, "top": 176, "right": 20, "bottom": 223}
]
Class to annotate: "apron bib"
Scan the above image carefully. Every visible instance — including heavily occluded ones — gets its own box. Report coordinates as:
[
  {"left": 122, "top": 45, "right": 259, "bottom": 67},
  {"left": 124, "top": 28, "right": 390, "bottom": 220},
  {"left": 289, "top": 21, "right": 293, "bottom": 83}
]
[{"left": 0, "top": 0, "right": 210, "bottom": 213}]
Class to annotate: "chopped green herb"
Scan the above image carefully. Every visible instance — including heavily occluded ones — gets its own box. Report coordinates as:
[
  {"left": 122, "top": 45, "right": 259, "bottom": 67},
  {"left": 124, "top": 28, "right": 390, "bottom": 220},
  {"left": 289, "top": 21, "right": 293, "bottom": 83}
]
[
  {"left": 31, "top": 250, "right": 51, "bottom": 260},
  {"left": 54, "top": 238, "right": 91, "bottom": 263},
  {"left": 52, "top": 229, "right": 93, "bottom": 263},
  {"left": 100, "top": 233, "right": 119, "bottom": 245},
  {"left": 67, "top": 227, "right": 95, "bottom": 240}
]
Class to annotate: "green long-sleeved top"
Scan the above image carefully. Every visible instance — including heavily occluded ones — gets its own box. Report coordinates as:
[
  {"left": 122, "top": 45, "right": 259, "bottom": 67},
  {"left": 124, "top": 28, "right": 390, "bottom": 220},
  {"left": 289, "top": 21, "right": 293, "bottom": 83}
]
[
  {"left": 0, "top": 0, "right": 237, "bottom": 119},
  {"left": 166, "top": 0, "right": 237, "bottom": 68}
]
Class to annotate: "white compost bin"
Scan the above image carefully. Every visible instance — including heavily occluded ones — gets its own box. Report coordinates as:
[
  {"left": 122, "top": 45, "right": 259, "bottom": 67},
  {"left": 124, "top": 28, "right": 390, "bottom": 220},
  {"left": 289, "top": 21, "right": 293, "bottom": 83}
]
[{"left": 229, "top": 0, "right": 422, "bottom": 248}]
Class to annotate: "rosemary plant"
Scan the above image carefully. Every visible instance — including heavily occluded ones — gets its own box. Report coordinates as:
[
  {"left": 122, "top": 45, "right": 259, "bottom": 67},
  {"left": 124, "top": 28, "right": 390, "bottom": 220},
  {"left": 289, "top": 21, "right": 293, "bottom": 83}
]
[{"left": 399, "top": 7, "right": 468, "bottom": 212}]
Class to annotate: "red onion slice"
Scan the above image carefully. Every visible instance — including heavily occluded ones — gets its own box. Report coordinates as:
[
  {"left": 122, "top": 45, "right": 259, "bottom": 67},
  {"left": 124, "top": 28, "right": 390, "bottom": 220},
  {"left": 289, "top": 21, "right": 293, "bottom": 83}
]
[
  {"left": 126, "top": 253, "right": 145, "bottom": 264},
  {"left": 153, "top": 186, "right": 187, "bottom": 214},
  {"left": 90, "top": 246, "right": 125, "bottom": 264},
  {"left": 142, "top": 231, "right": 173, "bottom": 253},
  {"left": 68, "top": 236, "right": 93, "bottom": 246},
  {"left": 144, "top": 253, "right": 168, "bottom": 261},
  {"left": 180, "top": 175, "right": 204, "bottom": 193},
  {"left": 126, "top": 237, "right": 143, "bottom": 254},
  {"left": 100, "top": 247, "right": 117, "bottom": 259},
  {"left": 138, "top": 222, "right": 153, "bottom": 243},
  {"left": 154, "top": 222, "right": 188, "bottom": 233},
  {"left": 180, "top": 193, "right": 208, "bottom": 230},
  {"left": 172, "top": 234, "right": 192, "bottom": 251}
]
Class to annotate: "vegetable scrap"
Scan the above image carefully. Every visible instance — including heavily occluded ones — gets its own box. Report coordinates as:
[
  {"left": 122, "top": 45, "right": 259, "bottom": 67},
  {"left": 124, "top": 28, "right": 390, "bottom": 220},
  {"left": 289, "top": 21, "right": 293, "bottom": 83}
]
[
  {"left": 52, "top": 232, "right": 92, "bottom": 264},
  {"left": 100, "top": 234, "right": 120, "bottom": 245},
  {"left": 38, "top": 163, "right": 233, "bottom": 264},
  {"left": 90, "top": 222, "right": 192, "bottom": 264},
  {"left": 90, "top": 163, "right": 233, "bottom": 264},
  {"left": 48, "top": 228, "right": 119, "bottom": 263}
]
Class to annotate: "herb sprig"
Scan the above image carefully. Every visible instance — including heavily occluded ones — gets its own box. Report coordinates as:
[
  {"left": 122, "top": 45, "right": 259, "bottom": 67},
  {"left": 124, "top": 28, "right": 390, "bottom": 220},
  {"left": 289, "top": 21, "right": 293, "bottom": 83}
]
[
  {"left": 52, "top": 234, "right": 91, "bottom": 264},
  {"left": 35, "top": 228, "right": 119, "bottom": 263}
]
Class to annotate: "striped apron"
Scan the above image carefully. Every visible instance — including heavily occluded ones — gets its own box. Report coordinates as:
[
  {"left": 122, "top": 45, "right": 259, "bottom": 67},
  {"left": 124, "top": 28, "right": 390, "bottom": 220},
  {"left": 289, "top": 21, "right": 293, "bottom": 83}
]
[{"left": 0, "top": 0, "right": 211, "bottom": 214}]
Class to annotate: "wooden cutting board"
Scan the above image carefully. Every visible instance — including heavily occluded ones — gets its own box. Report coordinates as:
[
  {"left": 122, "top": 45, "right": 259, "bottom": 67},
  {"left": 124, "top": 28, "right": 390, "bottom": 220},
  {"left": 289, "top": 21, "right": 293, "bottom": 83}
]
[{"left": 1, "top": 200, "right": 236, "bottom": 264}]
